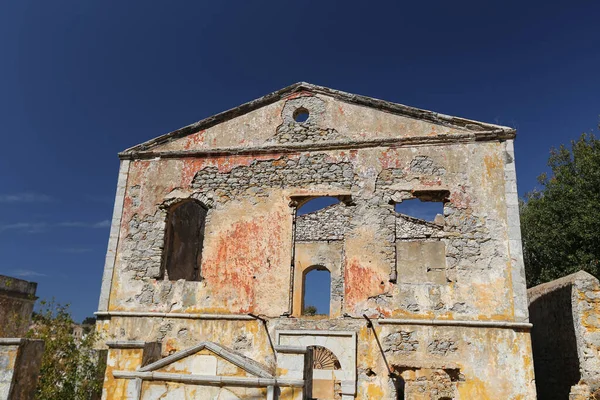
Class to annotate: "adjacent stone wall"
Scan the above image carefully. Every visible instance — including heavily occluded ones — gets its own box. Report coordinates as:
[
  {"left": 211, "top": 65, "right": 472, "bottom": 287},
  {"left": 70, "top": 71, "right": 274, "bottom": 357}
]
[
  {"left": 528, "top": 279, "right": 580, "bottom": 398},
  {"left": 0, "top": 339, "right": 44, "bottom": 400},
  {"left": 528, "top": 271, "right": 600, "bottom": 398},
  {"left": 0, "top": 275, "right": 37, "bottom": 337}
]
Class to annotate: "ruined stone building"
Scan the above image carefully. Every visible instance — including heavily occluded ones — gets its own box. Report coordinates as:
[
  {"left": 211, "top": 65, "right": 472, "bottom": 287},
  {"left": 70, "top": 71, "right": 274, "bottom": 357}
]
[
  {"left": 0, "top": 275, "right": 37, "bottom": 338},
  {"left": 529, "top": 271, "right": 600, "bottom": 399},
  {"left": 96, "top": 83, "right": 536, "bottom": 399},
  {"left": 0, "top": 275, "right": 44, "bottom": 400}
]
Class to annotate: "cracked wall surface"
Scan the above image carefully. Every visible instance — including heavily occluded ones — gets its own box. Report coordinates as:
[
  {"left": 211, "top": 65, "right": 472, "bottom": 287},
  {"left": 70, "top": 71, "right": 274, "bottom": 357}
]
[{"left": 98, "top": 84, "right": 535, "bottom": 399}]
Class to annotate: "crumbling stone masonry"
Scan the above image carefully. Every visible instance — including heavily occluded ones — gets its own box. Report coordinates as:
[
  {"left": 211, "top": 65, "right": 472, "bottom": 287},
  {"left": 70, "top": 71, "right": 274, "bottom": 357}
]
[
  {"left": 0, "top": 275, "right": 37, "bottom": 337},
  {"left": 528, "top": 271, "right": 600, "bottom": 399},
  {"left": 96, "top": 82, "right": 535, "bottom": 399},
  {"left": 0, "top": 275, "right": 44, "bottom": 400}
]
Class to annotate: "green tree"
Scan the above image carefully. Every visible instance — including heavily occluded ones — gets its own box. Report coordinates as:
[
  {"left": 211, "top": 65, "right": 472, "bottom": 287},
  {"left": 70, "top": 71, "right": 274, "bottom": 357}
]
[
  {"left": 26, "top": 300, "right": 105, "bottom": 400},
  {"left": 520, "top": 131, "right": 600, "bottom": 286},
  {"left": 303, "top": 305, "right": 317, "bottom": 316},
  {"left": 82, "top": 316, "right": 97, "bottom": 326}
]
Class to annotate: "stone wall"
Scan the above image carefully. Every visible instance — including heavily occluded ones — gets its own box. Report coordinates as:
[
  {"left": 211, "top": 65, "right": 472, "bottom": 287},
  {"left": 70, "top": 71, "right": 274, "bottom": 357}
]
[
  {"left": 296, "top": 203, "right": 350, "bottom": 242},
  {"left": 0, "top": 276, "right": 42, "bottom": 400},
  {"left": 528, "top": 270, "right": 600, "bottom": 399},
  {"left": 192, "top": 153, "right": 354, "bottom": 202},
  {"left": 0, "top": 275, "right": 37, "bottom": 337},
  {"left": 0, "top": 339, "right": 44, "bottom": 400}
]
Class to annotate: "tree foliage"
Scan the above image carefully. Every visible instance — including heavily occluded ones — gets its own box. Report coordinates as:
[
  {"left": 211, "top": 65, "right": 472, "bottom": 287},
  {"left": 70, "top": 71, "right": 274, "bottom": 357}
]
[
  {"left": 303, "top": 305, "right": 317, "bottom": 316},
  {"left": 26, "top": 300, "right": 104, "bottom": 400},
  {"left": 82, "top": 316, "right": 97, "bottom": 326},
  {"left": 521, "top": 131, "right": 600, "bottom": 286}
]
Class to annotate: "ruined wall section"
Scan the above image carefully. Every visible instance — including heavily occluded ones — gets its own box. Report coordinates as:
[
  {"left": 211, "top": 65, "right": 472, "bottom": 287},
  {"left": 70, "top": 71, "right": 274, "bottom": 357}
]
[
  {"left": 110, "top": 89, "right": 519, "bottom": 323},
  {"left": 99, "top": 315, "right": 536, "bottom": 400},
  {"left": 295, "top": 203, "right": 350, "bottom": 242},
  {"left": 528, "top": 271, "right": 600, "bottom": 398},
  {"left": 528, "top": 282, "right": 580, "bottom": 398},
  {"left": 111, "top": 152, "right": 355, "bottom": 316},
  {"left": 191, "top": 153, "right": 354, "bottom": 202},
  {"left": 572, "top": 273, "right": 600, "bottom": 386},
  {"left": 395, "top": 215, "right": 445, "bottom": 240},
  {"left": 343, "top": 143, "right": 516, "bottom": 320},
  {"left": 111, "top": 141, "right": 516, "bottom": 322},
  {"left": 0, "top": 275, "right": 37, "bottom": 337},
  {"left": 363, "top": 323, "right": 535, "bottom": 398},
  {"left": 0, "top": 339, "right": 45, "bottom": 400}
]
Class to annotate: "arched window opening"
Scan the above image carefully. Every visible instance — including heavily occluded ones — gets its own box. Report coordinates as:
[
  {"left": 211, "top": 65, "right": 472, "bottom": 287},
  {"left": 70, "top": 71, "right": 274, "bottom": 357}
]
[
  {"left": 162, "top": 200, "right": 207, "bottom": 281},
  {"left": 302, "top": 266, "right": 331, "bottom": 316},
  {"left": 309, "top": 345, "right": 342, "bottom": 399},
  {"left": 297, "top": 196, "right": 340, "bottom": 216}
]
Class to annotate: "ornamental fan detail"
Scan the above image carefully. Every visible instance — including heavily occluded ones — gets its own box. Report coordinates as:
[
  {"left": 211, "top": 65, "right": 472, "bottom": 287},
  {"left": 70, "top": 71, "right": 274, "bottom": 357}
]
[{"left": 312, "top": 346, "right": 341, "bottom": 370}]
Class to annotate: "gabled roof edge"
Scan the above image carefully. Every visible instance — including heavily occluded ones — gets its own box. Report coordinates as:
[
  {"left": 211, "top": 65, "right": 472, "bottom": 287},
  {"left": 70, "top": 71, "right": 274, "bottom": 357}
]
[
  {"left": 120, "top": 82, "right": 516, "bottom": 156},
  {"left": 137, "top": 340, "right": 273, "bottom": 378}
]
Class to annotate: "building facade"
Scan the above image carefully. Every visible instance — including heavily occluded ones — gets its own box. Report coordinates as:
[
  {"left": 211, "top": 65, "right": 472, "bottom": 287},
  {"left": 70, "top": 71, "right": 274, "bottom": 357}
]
[{"left": 96, "top": 83, "right": 536, "bottom": 399}]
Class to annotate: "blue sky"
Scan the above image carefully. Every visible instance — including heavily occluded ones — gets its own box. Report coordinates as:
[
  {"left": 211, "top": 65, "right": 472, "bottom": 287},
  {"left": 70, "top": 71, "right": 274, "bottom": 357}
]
[{"left": 1, "top": 1, "right": 599, "bottom": 321}]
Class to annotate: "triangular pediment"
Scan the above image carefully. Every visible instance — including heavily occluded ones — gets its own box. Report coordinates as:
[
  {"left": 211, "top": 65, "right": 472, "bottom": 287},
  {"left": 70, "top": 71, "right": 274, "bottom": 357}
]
[
  {"left": 119, "top": 82, "right": 515, "bottom": 159},
  {"left": 138, "top": 341, "right": 273, "bottom": 378}
]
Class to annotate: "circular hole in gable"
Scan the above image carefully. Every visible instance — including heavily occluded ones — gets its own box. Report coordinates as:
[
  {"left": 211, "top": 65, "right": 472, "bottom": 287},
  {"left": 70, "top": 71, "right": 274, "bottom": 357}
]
[{"left": 293, "top": 107, "right": 310, "bottom": 123}]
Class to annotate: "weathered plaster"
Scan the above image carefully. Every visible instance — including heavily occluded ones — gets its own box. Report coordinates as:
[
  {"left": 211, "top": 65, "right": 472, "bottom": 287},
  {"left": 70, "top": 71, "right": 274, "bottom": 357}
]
[{"left": 98, "top": 83, "right": 534, "bottom": 399}]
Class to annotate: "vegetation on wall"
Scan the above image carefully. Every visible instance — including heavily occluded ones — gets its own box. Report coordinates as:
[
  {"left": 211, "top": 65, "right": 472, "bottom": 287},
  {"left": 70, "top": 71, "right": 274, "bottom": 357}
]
[
  {"left": 26, "top": 300, "right": 104, "bottom": 400},
  {"left": 303, "top": 305, "right": 318, "bottom": 316},
  {"left": 521, "top": 130, "right": 600, "bottom": 286}
]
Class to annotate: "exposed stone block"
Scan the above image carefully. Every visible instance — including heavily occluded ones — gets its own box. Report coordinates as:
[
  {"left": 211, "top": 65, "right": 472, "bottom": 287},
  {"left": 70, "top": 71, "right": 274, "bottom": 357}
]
[{"left": 396, "top": 241, "right": 447, "bottom": 285}]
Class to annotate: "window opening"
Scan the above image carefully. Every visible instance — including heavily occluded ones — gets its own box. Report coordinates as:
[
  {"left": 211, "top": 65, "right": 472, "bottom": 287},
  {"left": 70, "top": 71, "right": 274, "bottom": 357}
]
[
  {"left": 395, "top": 198, "right": 443, "bottom": 222},
  {"left": 162, "top": 200, "right": 207, "bottom": 281},
  {"left": 297, "top": 196, "right": 340, "bottom": 216},
  {"left": 293, "top": 107, "right": 310, "bottom": 123},
  {"left": 302, "top": 267, "right": 331, "bottom": 316}
]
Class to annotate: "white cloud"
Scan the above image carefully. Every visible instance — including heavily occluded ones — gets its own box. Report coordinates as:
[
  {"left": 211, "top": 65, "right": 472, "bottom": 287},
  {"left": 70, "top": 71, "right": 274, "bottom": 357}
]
[
  {"left": 93, "top": 220, "right": 111, "bottom": 228},
  {"left": 0, "top": 193, "right": 54, "bottom": 203},
  {"left": 0, "top": 220, "right": 111, "bottom": 233},
  {"left": 57, "top": 220, "right": 110, "bottom": 229},
  {"left": 56, "top": 222, "right": 89, "bottom": 228},
  {"left": 0, "top": 222, "right": 47, "bottom": 233},
  {"left": 11, "top": 269, "right": 47, "bottom": 277}
]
